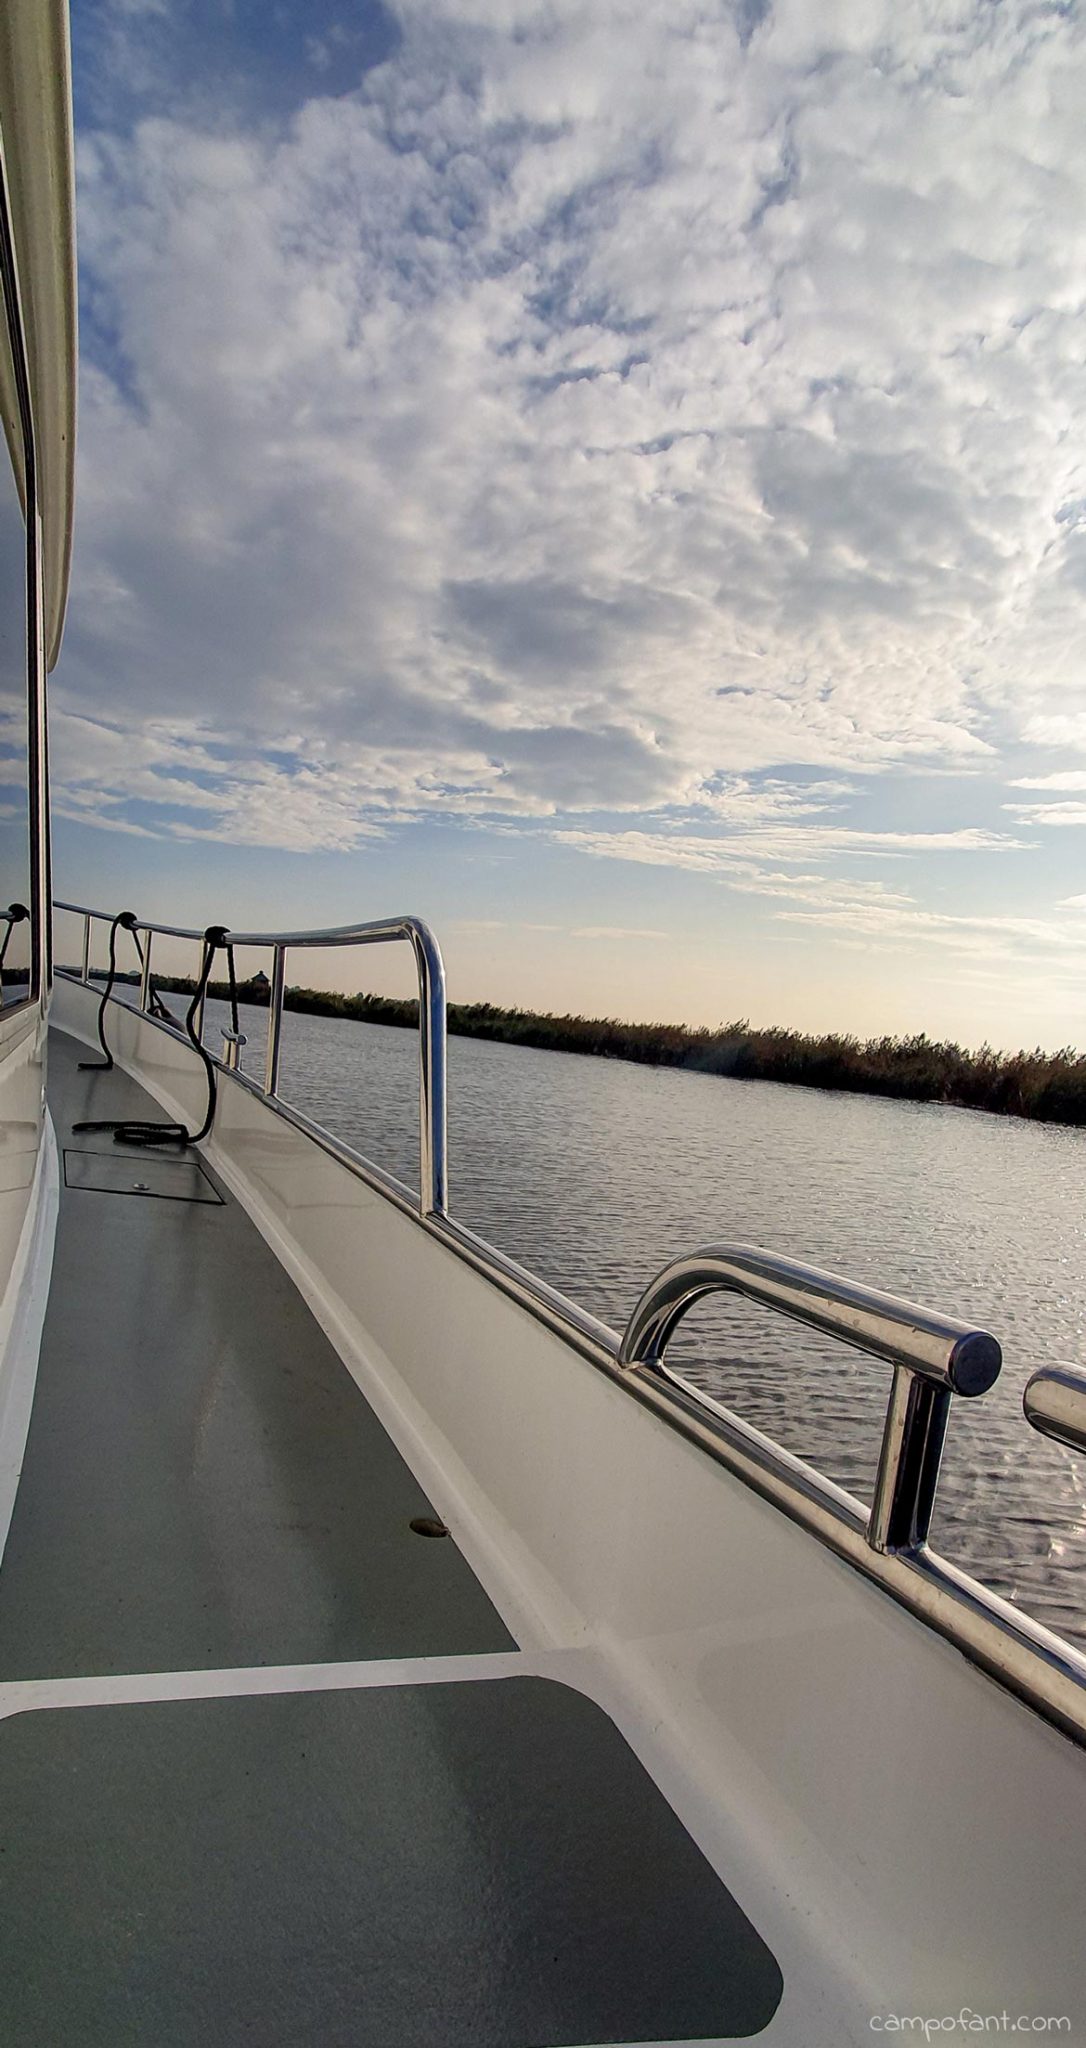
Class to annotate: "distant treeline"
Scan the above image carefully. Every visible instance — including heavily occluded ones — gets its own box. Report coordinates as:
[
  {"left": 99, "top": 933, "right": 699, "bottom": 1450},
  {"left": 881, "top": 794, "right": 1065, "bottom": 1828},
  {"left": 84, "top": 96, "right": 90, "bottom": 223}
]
[{"left": 76, "top": 965, "right": 1086, "bottom": 1127}]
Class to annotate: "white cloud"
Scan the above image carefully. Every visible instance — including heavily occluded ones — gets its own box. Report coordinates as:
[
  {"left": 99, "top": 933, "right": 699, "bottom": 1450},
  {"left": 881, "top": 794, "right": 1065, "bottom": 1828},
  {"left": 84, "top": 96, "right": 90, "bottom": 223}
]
[
  {"left": 553, "top": 822, "right": 1026, "bottom": 872},
  {"left": 570, "top": 924, "right": 669, "bottom": 941},
  {"left": 445, "top": 914, "right": 666, "bottom": 942},
  {"left": 1005, "top": 800, "right": 1086, "bottom": 830},
  {"left": 57, "top": 0, "right": 1086, "bottom": 867},
  {"left": 767, "top": 902, "right": 1080, "bottom": 958},
  {"left": 548, "top": 814, "right": 1086, "bottom": 970},
  {"left": 1009, "top": 773, "right": 1086, "bottom": 792}
]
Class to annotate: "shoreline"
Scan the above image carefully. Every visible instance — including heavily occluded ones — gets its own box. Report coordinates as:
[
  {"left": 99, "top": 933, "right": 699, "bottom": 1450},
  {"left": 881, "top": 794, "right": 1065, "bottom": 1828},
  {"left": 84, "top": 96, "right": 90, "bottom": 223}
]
[{"left": 81, "top": 969, "right": 1086, "bottom": 1130}]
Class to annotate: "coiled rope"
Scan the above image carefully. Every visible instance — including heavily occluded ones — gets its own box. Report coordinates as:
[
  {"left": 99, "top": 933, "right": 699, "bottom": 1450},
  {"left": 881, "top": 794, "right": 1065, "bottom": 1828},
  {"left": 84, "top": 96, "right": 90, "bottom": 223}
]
[{"left": 73, "top": 921, "right": 230, "bottom": 1148}]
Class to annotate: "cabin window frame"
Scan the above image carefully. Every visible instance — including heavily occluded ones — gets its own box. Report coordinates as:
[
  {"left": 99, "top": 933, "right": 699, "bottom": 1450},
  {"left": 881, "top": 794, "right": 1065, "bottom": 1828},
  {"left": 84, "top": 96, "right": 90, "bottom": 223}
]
[{"left": 0, "top": 122, "right": 51, "bottom": 1017}]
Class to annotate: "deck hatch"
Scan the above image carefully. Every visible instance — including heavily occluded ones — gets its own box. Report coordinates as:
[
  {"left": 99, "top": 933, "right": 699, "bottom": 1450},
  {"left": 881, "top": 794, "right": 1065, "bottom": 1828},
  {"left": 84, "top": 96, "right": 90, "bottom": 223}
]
[
  {"left": 62, "top": 1146, "right": 224, "bottom": 1203},
  {"left": 0, "top": 1677, "right": 783, "bottom": 2045}
]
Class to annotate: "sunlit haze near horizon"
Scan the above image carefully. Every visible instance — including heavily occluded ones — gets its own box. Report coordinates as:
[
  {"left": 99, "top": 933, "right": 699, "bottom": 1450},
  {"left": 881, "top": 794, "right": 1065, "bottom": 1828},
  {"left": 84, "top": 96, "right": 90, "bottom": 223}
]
[{"left": 47, "top": 0, "right": 1086, "bottom": 1047}]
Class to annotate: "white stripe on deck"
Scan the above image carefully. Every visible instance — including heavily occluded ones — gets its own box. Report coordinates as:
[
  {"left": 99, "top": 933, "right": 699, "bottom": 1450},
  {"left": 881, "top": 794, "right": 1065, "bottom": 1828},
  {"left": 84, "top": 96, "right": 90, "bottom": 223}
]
[{"left": 0, "top": 1647, "right": 533, "bottom": 1716}]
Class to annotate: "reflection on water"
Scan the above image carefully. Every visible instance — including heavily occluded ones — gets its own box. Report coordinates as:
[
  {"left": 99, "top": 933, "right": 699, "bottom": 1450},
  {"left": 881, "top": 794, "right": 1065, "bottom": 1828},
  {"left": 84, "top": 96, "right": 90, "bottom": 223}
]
[{"left": 202, "top": 996, "right": 1086, "bottom": 1648}]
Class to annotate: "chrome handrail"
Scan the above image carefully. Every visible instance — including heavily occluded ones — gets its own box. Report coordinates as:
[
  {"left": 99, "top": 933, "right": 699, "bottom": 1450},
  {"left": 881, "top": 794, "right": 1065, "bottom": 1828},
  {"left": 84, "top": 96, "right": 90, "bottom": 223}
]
[
  {"left": 619, "top": 1244, "right": 1002, "bottom": 1555},
  {"left": 1023, "top": 1366, "right": 1086, "bottom": 1457},
  {"left": 54, "top": 899, "right": 448, "bottom": 1217},
  {"left": 50, "top": 897, "right": 1086, "bottom": 1745}
]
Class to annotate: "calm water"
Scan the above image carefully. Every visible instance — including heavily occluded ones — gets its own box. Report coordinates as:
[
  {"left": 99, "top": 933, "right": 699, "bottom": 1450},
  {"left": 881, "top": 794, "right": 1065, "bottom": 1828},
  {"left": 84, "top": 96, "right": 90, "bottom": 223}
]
[{"left": 198, "top": 996, "right": 1086, "bottom": 1647}]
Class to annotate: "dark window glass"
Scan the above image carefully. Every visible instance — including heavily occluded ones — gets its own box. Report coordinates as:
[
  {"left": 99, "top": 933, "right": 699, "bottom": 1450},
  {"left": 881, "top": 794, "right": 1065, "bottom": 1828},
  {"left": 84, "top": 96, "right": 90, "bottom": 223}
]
[{"left": 0, "top": 450, "right": 30, "bottom": 1003}]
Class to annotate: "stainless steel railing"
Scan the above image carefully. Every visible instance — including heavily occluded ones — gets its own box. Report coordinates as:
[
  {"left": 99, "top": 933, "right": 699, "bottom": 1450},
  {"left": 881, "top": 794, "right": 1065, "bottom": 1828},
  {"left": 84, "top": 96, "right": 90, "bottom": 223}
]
[
  {"left": 619, "top": 1243, "right": 1002, "bottom": 1556},
  {"left": 51, "top": 894, "right": 1086, "bottom": 1745},
  {"left": 1024, "top": 1365, "right": 1086, "bottom": 1457},
  {"left": 54, "top": 900, "right": 448, "bottom": 1216}
]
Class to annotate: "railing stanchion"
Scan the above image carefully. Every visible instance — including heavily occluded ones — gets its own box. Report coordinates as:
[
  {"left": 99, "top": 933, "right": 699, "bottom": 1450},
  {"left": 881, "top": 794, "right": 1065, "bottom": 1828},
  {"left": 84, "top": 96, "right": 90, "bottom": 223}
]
[
  {"left": 619, "top": 1243, "right": 1001, "bottom": 1557},
  {"left": 265, "top": 945, "right": 286, "bottom": 1097},
  {"left": 409, "top": 926, "right": 448, "bottom": 1217},
  {"left": 869, "top": 1366, "right": 953, "bottom": 1554},
  {"left": 138, "top": 929, "right": 152, "bottom": 1013},
  {"left": 80, "top": 912, "right": 90, "bottom": 985}
]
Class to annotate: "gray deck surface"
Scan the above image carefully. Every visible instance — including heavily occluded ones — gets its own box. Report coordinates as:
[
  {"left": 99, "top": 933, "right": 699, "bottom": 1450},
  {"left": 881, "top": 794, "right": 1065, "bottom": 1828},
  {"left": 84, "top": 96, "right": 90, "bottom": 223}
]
[
  {"left": 0, "top": 1677, "right": 783, "bottom": 2046},
  {"left": 0, "top": 1027, "right": 783, "bottom": 2044},
  {"left": 0, "top": 1032, "right": 513, "bottom": 1677}
]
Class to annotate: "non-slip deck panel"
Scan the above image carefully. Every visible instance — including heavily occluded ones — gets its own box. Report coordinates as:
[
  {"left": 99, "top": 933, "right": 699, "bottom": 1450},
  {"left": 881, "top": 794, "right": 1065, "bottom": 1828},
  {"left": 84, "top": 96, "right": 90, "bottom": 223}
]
[
  {"left": 63, "top": 1146, "right": 224, "bottom": 1202},
  {"left": 0, "top": 1677, "right": 783, "bottom": 2046},
  {"left": 0, "top": 1032, "right": 512, "bottom": 1677}
]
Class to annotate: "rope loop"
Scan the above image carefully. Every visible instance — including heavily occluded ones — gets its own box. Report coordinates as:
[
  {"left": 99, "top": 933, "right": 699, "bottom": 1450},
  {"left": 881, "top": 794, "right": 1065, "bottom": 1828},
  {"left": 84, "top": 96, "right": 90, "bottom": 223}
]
[
  {"left": 78, "top": 908, "right": 140, "bottom": 1071},
  {"left": 73, "top": 907, "right": 229, "bottom": 1149}
]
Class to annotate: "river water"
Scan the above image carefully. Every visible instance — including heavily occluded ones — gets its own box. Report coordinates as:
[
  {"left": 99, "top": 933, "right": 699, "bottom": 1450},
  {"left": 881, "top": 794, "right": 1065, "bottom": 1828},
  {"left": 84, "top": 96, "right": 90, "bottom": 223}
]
[{"left": 195, "top": 995, "right": 1086, "bottom": 1648}]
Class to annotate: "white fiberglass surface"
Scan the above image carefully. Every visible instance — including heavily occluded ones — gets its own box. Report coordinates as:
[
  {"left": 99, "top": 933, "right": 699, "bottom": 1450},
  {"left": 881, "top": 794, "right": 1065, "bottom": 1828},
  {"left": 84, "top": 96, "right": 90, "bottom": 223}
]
[
  {"left": 49, "top": 988, "right": 1086, "bottom": 2039},
  {"left": 181, "top": 995, "right": 1086, "bottom": 1651}
]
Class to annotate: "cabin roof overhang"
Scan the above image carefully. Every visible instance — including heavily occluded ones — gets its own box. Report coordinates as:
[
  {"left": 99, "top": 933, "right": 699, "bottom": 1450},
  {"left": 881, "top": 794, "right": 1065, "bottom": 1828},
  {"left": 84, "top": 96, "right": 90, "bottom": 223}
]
[{"left": 0, "top": 0, "right": 76, "bottom": 672}]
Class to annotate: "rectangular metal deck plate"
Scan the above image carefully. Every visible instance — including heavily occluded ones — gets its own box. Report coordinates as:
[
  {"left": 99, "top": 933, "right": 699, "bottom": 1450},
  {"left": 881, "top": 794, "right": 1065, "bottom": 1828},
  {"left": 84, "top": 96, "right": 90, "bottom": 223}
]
[
  {"left": 0, "top": 1678, "right": 782, "bottom": 2045},
  {"left": 63, "top": 1147, "right": 224, "bottom": 1203}
]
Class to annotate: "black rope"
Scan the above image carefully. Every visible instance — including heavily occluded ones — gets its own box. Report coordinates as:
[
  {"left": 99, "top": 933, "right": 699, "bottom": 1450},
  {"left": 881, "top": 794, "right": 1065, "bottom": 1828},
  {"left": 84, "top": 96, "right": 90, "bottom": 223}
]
[
  {"left": 73, "top": 923, "right": 229, "bottom": 1149},
  {"left": 185, "top": 926, "right": 230, "bottom": 1145},
  {"left": 78, "top": 910, "right": 139, "bottom": 1071}
]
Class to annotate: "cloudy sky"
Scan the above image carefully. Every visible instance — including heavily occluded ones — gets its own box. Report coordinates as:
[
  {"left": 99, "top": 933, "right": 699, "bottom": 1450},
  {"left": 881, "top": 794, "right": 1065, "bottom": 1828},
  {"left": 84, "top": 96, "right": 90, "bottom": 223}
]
[{"left": 47, "top": 0, "right": 1086, "bottom": 1042}]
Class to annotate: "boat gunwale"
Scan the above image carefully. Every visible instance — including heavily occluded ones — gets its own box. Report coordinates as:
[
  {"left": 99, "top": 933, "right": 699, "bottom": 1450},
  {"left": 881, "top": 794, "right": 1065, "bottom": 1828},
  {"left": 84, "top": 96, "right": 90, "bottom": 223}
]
[{"left": 51, "top": 967, "right": 1086, "bottom": 1750}]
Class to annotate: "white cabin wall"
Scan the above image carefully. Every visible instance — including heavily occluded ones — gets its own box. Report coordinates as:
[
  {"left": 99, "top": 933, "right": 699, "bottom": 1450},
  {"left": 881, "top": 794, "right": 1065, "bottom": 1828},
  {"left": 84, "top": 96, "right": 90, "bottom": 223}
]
[
  {"left": 54, "top": 975, "right": 1086, "bottom": 2029},
  {"left": 0, "top": 1003, "right": 55, "bottom": 1567},
  {"left": 0, "top": 1003, "right": 43, "bottom": 1278}
]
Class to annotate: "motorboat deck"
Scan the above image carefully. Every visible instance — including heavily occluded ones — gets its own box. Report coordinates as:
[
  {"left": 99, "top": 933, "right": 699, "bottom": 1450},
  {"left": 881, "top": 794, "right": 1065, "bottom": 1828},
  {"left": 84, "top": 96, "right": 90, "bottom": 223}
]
[
  {"left": 0, "top": 1032, "right": 513, "bottom": 1679},
  {"left": 0, "top": 1031, "right": 783, "bottom": 2045}
]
